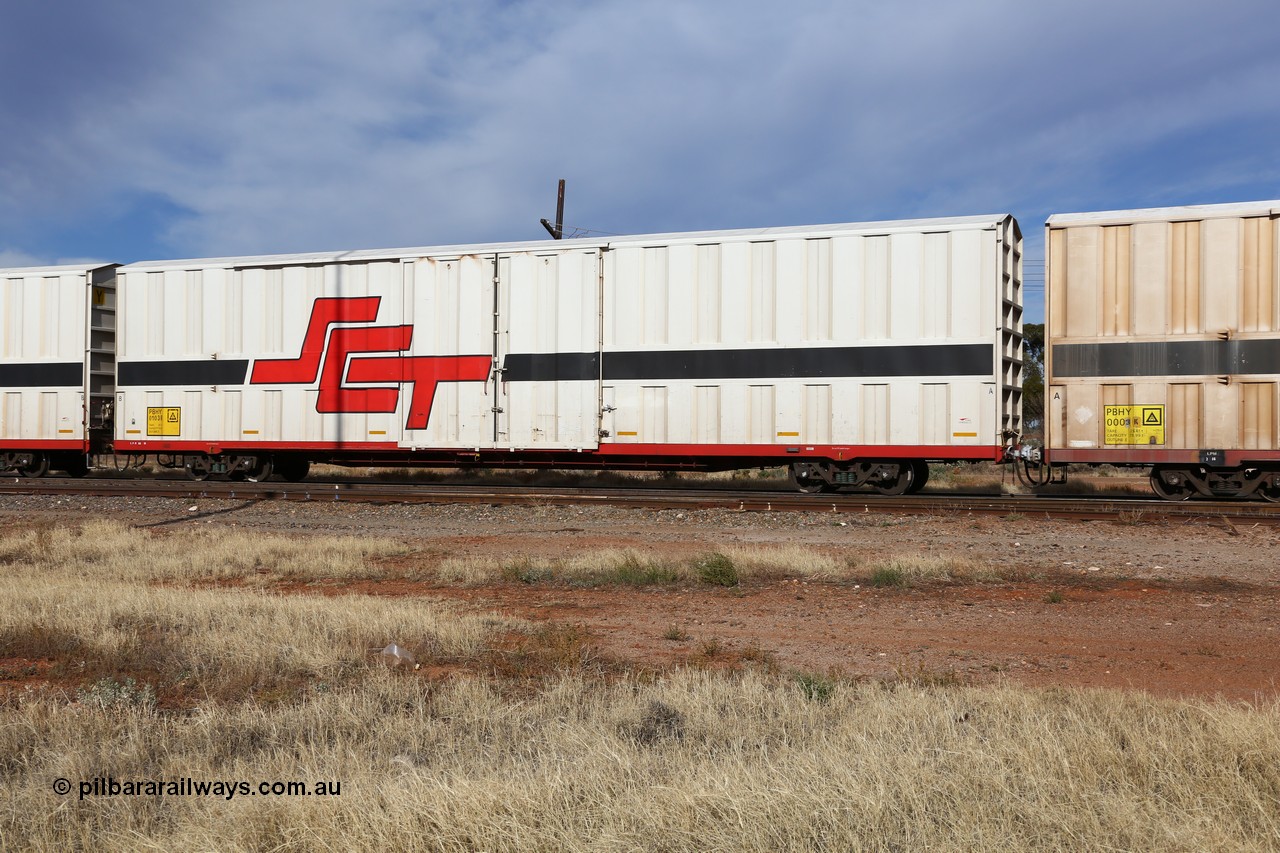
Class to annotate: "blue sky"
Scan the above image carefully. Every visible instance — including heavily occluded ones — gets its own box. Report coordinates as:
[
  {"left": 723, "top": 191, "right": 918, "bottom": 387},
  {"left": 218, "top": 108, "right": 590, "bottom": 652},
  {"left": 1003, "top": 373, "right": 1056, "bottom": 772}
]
[{"left": 3, "top": 1, "right": 1279, "bottom": 322}]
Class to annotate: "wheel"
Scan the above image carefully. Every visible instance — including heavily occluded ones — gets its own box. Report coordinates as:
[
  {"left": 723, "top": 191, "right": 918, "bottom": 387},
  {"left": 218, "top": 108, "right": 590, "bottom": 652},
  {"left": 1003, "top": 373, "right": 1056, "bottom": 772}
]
[
  {"left": 1149, "top": 467, "right": 1194, "bottom": 501},
  {"left": 871, "top": 462, "right": 915, "bottom": 496},
  {"left": 19, "top": 453, "right": 50, "bottom": 478},
  {"left": 57, "top": 454, "right": 90, "bottom": 478},
  {"left": 905, "top": 461, "right": 929, "bottom": 494},
  {"left": 274, "top": 457, "right": 310, "bottom": 482},
  {"left": 184, "top": 457, "right": 211, "bottom": 481},
  {"left": 245, "top": 457, "right": 274, "bottom": 482},
  {"left": 788, "top": 463, "right": 830, "bottom": 494},
  {"left": 1259, "top": 475, "right": 1280, "bottom": 503}
]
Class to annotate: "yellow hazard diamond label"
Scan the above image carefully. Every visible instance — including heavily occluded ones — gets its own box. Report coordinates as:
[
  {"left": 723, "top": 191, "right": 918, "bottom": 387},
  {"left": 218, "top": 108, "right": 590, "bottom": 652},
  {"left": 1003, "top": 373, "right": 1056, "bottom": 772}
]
[
  {"left": 146, "top": 407, "right": 181, "bottom": 437},
  {"left": 1104, "top": 405, "right": 1164, "bottom": 445}
]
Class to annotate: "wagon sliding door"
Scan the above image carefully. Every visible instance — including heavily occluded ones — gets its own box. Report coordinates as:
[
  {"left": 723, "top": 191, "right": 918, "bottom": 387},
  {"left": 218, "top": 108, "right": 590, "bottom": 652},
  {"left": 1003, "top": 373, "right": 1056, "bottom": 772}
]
[
  {"left": 397, "top": 249, "right": 602, "bottom": 451},
  {"left": 398, "top": 255, "right": 498, "bottom": 449},
  {"left": 495, "top": 249, "right": 602, "bottom": 451}
]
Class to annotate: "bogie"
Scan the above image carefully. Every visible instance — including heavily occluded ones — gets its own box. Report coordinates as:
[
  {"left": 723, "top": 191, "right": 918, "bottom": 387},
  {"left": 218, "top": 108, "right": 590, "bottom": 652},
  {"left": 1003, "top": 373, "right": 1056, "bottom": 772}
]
[{"left": 787, "top": 460, "right": 925, "bottom": 496}]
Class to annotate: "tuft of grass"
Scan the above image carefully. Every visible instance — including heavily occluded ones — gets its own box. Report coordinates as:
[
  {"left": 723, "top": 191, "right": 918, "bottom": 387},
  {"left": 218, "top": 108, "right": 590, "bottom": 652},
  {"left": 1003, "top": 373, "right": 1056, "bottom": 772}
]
[
  {"left": 600, "top": 553, "right": 680, "bottom": 586},
  {"left": 869, "top": 565, "right": 908, "bottom": 588},
  {"left": 501, "top": 557, "right": 556, "bottom": 584},
  {"left": 622, "top": 699, "right": 687, "bottom": 746},
  {"left": 862, "top": 554, "right": 995, "bottom": 587},
  {"left": 718, "top": 545, "right": 844, "bottom": 581},
  {"left": 444, "top": 549, "right": 680, "bottom": 587},
  {"left": 739, "top": 641, "right": 776, "bottom": 666},
  {"left": 485, "top": 623, "right": 603, "bottom": 678},
  {"left": 1044, "top": 590, "right": 1065, "bottom": 604},
  {"left": 796, "top": 672, "right": 836, "bottom": 703},
  {"left": 663, "top": 626, "right": 690, "bottom": 642},
  {"left": 695, "top": 552, "right": 739, "bottom": 587}
]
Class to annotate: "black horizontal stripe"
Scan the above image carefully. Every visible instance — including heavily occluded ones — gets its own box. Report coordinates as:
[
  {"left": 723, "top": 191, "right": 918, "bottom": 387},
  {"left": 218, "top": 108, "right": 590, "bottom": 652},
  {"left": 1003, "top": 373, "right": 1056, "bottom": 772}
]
[
  {"left": 504, "top": 352, "right": 599, "bottom": 382},
  {"left": 1052, "top": 339, "right": 1280, "bottom": 378},
  {"left": 118, "top": 360, "right": 250, "bottom": 386},
  {"left": 0, "top": 362, "right": 81, "bottom": 388},
  {"left": 503, "top": 344, "right": 992, "bottom": 382},
  {"left": 116, "top": 343, "right": 992, "bottom": 388}
]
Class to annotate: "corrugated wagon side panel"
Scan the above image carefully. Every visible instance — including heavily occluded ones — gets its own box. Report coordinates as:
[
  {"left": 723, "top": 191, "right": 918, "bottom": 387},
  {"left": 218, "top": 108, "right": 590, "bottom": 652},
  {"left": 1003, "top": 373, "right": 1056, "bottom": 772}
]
[
  {"left": 0, "top": 268, "right": 98, "bottom": 446},
  {"left": 601, "top": 219, "right": 1012, "bottom": 457},
  {"left": 118, "top": 259, "right": 409, "bottom": 450},
  {"left": 1046, "top": 203, "right": 1280, "bottom": 462}
]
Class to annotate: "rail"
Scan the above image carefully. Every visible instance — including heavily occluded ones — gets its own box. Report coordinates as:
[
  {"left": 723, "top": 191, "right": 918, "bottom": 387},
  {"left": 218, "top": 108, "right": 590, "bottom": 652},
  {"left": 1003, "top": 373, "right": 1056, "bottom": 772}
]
[{"left": 3, "top": 477, "right": 1279, "bottom": 525}]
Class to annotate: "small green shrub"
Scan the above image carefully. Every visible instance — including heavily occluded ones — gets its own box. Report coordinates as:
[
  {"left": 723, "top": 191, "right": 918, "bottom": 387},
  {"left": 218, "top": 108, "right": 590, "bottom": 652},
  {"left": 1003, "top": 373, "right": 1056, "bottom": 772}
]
[
  {"left": 696, "top": 552, "right": 739, "bottom": 587},
  {"left": 796, "top": 673, "right": 835, "bottom": 703},
  {"left": 605, "top": 554, "right": 679, "bottom": 586},
  {"left": 869, "top": 566, "right": 908, "bottom": 588}
]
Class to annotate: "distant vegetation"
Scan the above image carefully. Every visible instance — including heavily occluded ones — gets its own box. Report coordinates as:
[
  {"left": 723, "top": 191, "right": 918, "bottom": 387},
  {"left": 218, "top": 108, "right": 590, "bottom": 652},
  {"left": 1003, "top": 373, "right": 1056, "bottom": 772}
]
[{"left": 1022, "top": 322, "right": 1045, "bottom": 436}]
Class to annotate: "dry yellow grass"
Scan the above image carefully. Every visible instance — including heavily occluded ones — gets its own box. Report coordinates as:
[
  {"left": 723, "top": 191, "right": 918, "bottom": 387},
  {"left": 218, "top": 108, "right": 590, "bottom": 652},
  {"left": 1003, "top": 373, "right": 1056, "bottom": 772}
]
[
  {"left": 435, "top": 548, "right": 680, "bottom": 586},
  {"left": 435, "top": 545, "right": 849, "bottom": 586},
  {"left": 0, "top": 521, "right": 510, "bottom": 704},
  {"left": 860, "top": 553, "right": 1005, "bottom": 586},
  {"left": 3, "top": 672, "right": 1279, "bottom": 851},
  {"left": 0, "top": 519, "right": 407, "bottom": 583},
  {"left": 434, "top": 546, "right": 995, "bottom": 587},
  {"left": 3, "top": 521, "right": 1279, "bottom": 851}
]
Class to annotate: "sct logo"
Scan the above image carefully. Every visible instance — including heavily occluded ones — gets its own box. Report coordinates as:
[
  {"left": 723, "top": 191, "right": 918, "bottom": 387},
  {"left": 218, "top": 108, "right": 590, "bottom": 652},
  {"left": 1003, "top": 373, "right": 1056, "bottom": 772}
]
[{"left": 249, "top": 297, "right": 491, "bottom": 430}]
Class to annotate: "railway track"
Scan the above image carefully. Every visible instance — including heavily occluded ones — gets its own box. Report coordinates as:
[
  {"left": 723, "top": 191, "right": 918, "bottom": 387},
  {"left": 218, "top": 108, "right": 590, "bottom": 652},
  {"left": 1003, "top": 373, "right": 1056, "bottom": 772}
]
[{"left": 3, "top": 476, "right": 1279, "bottom": 525}]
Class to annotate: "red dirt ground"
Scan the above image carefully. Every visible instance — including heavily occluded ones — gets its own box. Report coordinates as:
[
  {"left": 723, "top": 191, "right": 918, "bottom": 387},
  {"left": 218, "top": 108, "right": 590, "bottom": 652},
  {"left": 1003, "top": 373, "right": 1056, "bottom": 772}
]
[
  {"left": 3, "top": 493, "right": 1278, "bottom": 702},
  {"left": 288, "top": 573, "right": 1280, "bottom": 701}
]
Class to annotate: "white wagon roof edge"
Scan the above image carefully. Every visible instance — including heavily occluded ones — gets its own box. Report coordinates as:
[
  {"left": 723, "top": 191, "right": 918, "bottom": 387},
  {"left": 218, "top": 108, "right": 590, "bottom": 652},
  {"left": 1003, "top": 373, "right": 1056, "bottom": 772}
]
[
  {"left": 0, "top": 261, "right": 119, "bottom": 276},
  {"left": 119, "top": 213, "right": 1016, "bottom": 273},
  {"left": 1048, "top": 199, "right": 1280, "bottom": 228}
]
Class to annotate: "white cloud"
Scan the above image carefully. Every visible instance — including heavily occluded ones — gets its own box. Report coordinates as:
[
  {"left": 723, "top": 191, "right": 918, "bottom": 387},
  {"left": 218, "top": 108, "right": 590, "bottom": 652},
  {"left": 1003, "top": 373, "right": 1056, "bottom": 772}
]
[
  {"left": 1, "top": 0, "right": 1277, "bottom": 267},
  {"left": 0, "top": 249, "right": 45, "bottom": 269}
]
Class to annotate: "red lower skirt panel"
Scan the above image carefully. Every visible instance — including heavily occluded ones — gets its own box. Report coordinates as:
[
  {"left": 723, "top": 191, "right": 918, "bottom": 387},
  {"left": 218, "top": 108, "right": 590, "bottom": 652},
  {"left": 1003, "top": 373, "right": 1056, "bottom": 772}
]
[
  {"left": 112, "top": 439, "right": 1005, "bottom": 469},
  {"left": 0, "top": 440, "right": 87, "bottom": 451},
  {"left": 596, "top": 443, "right": 1002, "bottom": 461},
  {"left": 1047, "top": 448, "right": 1280, "bottom": 466}
]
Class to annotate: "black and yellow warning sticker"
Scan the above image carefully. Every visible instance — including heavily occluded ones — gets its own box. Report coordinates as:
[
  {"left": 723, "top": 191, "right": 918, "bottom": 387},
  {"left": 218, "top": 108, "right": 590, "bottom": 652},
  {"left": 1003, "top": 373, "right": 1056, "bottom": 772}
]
[
  {"left": 146, "top": 407, "right": 181, "bottom": 437},
  {"left": 1103, "top": 405, "right": 1164, "bottom": 445}
]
